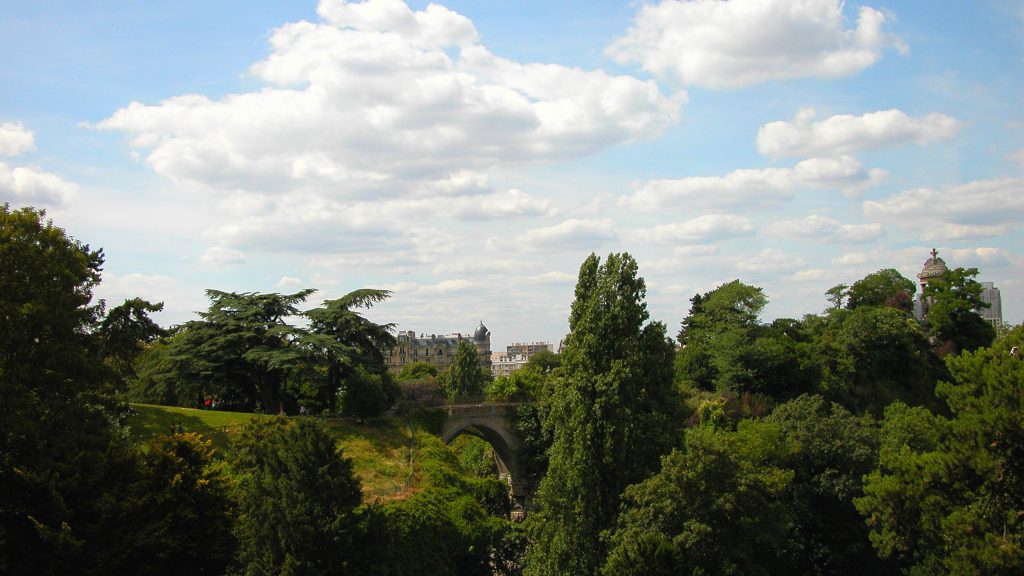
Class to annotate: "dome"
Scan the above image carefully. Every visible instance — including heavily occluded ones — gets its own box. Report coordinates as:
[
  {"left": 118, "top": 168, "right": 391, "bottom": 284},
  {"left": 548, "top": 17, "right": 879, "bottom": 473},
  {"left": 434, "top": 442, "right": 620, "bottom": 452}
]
[
  {"left": 918, "top": 248, "right": 948, "bottom": 281},
  {"left": 473, "top": 321, "right": 489, "bottom": 341}
]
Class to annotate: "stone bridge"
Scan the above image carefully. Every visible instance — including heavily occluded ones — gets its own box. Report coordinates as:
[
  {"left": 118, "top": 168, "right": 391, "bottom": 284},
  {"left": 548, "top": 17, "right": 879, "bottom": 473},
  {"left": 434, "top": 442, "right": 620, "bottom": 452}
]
[{"left": 438, "top": 402, "right": 532, "bottom": 509}]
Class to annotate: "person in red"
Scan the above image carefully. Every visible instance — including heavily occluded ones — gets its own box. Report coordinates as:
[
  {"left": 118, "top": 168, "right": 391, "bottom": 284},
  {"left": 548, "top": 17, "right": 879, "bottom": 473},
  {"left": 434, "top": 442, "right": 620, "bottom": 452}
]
[{"left": 204, "top": 397, "right": 212, "bottom": 409}]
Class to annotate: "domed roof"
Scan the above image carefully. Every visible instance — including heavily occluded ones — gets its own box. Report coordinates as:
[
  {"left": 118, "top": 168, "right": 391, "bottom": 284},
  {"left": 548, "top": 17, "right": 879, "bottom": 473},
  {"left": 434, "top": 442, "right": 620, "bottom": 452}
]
[
  {"left": 473, "top": 321, "right": 489, "bottom": 341},
  {"left": 918, "top": 248, "right": 948, "bottom": 281}
]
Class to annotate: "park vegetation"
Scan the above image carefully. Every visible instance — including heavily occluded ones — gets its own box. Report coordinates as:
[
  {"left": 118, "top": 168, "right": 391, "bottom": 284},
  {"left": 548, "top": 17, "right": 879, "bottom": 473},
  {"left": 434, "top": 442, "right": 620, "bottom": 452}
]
[{"left": 2, "top": 202, "right": 1020, "bottom": 575}]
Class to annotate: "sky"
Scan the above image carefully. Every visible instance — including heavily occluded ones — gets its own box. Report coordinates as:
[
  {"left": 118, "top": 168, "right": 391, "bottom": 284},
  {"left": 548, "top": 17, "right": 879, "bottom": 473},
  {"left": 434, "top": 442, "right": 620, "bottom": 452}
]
[{"left": 2, "top": 0, "right": 1022, "bottom": 350}]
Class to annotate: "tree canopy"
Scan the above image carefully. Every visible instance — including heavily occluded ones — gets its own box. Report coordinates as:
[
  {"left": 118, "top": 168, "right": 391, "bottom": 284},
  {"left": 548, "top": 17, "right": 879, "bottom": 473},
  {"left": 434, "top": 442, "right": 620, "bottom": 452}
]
[
  {"left": 856, "top": 327, "right": 1024, "bottom": 573},
  {"left": 923, "top": 267, "right": 995, "bottom": 354},
  {"left": 526, "top": 252, "right": 679, "bottom": 576}
]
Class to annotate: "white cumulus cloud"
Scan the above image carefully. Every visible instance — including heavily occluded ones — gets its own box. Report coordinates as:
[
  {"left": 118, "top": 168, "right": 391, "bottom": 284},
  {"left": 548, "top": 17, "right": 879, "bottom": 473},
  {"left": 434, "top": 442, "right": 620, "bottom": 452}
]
[
  {"left": 634, "top": 214, "right": 755, "bottom": 244},
  {"left": 735, "top": 248, "right": 808, "bottom": 274},
  {"left": 607, "top": 0, "right": 906, "bottom": 89},
  {"left": 0, "top": 162, "right": 79, "bottom": 206},
  {"left": 764, "top": 214, "right": 884, "bottom": 243},
  {"left": 0, "top": 122, "right": 35, "bottom": 156},
  {"left": 622, "top": 155, "right": 884, "bottom": 211},
  {"left": 863, "top": 178, "right": 1024, "bottom": 240},
  {"left": 200, "top": 246, "right": 247, "bottom": 266},
  {"left": 516, "top": 218, "right": 618, "bottom": 251},
  {"left": 757, "top": 108, "right": 961, "bottom": 158},
  {"left": 94, "top": 0, "right": 683, "bottom": 198}
]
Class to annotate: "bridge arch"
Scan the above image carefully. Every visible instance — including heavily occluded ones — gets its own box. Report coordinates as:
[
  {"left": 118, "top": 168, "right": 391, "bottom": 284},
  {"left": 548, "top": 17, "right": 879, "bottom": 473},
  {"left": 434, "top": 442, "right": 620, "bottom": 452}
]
[{"left": 439, "top": 404, "right": 528, "bottom": 506}]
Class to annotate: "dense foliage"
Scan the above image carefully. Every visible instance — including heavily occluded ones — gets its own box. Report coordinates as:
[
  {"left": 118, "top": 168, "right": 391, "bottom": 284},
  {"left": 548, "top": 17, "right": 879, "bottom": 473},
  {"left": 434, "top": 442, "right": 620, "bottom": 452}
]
[
  {"left": 131, "top": 288, "right": 398, "bottom": 417},
  {"left": 4, "top": 206, "right": 1015, "bottom": 575},
  {"left": 526, "top": 252, "right": 680, "bottom": 576}
]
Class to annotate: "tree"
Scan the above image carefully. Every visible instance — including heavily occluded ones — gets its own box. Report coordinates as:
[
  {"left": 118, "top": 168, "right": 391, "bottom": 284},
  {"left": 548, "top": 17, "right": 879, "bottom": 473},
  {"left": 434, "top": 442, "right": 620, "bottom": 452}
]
[
  {"left": 525, "top": 252, "right": 679, "bottom": 576},
  {"left": 304, "top": 289, "right": 396, "bottom": 415},
  {"left": 171, "top": 289, "right": 316, "bottom": 412},
  {"left": 810, "top": 305, "right": 942, "bottom": 413},
  {"left": 97, "top": 297, "right": 166, "bottom": 392},
  {"left": 87, "top": 433, "right": 236, "bottom": 574},
  {"left": 603, "top": 425, "right": 793, "bottom": 576},
  {"left": 676, "top": 281, "right": 812, "bottom": 399},
  {"left": 525, "top": 350, "right": 560, "bottom": 374},
  {"left": 232, "top": 416, "right": 364, "bottom": 575},
  {"left": 847, "top": 269, "right": 916, "bottom": 312},
  {"left": 0, "top": 204, "right": 118, "bottom": 572},
  {"left": 923, "top": 267, "right": 995, "bottom": 354},
  {"left": 766, "top": 395, "right": 894, "bottom": 574},
  {"left": 825, "top": 283, "right": 849, "bottom": 310},
  {"left": 442, "top": 340, "right": 487, "bottom": 400},
  {"left": 856, "top": 328, "right": 1024, "bottom": 573}
]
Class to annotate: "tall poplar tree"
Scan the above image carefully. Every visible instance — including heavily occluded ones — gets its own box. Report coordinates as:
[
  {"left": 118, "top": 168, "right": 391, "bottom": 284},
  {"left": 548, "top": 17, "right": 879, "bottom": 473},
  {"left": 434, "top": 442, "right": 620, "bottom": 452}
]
[{"left": 525, "top": 252, "right": 679, "bottom": 576}]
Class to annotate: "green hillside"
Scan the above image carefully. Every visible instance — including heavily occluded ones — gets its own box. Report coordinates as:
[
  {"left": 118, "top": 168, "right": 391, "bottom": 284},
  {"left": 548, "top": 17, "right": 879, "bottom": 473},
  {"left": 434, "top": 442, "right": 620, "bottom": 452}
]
[{"left": 126, "top": 404, "right": 422, "bottom": 501}]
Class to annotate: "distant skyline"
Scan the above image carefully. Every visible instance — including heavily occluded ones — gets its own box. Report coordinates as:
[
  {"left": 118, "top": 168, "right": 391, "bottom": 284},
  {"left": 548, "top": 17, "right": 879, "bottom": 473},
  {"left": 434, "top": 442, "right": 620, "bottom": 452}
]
[{"left": 2, "top": 0, "right": 1022, "bottom": 349}]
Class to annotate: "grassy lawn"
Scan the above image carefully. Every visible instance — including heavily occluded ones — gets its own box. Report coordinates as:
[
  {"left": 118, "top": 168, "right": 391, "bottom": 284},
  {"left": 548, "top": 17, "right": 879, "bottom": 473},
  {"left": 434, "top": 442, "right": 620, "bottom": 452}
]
[
  {"left": 127, "top": 404, "right": 257, "bottom": 449},
  {"left": 126, "top": 404, "right": 422, "bottom": 502}
]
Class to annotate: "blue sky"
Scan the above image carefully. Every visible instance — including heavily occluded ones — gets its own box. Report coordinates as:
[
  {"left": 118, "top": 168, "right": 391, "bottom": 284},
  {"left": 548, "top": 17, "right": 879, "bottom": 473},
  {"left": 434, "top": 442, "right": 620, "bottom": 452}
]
[{"left": 2, "top": 0, "right": 1022, "bottom": 349}]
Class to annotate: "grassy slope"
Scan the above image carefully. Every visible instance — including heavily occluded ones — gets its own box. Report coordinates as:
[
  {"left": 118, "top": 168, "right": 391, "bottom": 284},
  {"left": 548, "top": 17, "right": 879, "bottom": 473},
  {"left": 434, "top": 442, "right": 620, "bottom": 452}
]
[{"left": 126, "top": 404, "right": 423, "bottom": 501}]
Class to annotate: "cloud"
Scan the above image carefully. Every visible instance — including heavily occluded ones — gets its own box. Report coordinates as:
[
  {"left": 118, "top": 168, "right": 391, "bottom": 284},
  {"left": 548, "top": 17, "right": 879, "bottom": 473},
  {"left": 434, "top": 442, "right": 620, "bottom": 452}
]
[
  {"left": 757, "top": 108, "right": 961, "bottom": 158},
  {"left": 93, "top": 0, "right": 683, "bottom": 198},
  {"left": 621, "top": 155, "right": 884, "bottom": 211},
  {"left": 516, "top": 218, "right": 617, "bottom": 251},
  {"left": 379, "top": 278, "right": 476, "bottom": 296},
  {"left": 764, "top": 214, "right": 884, "bottom": 243},
  {"left": 275, "top": 276, "right": 303, "bottom": 288},
  {"left": 0, "top": 122, "right": 35, "bottom": 156},
  {"left": 200, "top": 246, "right": 247, "bottom": 265},
  {"left": 95, "top": 272, "right": 206, "bottom": 326},
  {"left": 525, "top": 271, "right": 576, "bottom": 285},
  {"left": 862, "top": 178, "right": 1024, "bottom": 240},
  {"left": 949, "top": 247, "right": 1011, "bottom": 268},
  {"left": 0, "top": 162, "right": 79, "bottom": 206},
  {"left": 634, "top": 214, "right": 755, "bottom": 244},
  {"left": 735, "top": 248, "right": 808, "bottom": 274},
  {"left": 832, "top": 252, "right": 870, "bottom": 266},
  {"left": 607, "top": 0, "right": 905, "bottom": 89}
]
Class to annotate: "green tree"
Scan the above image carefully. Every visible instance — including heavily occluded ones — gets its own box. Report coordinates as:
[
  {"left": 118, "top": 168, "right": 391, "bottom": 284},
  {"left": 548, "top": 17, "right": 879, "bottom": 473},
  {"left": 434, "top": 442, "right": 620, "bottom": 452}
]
[
  {"left": 856, "top": 328, "right": 1024, "bottom": 573},
  {"left": 809, "top": 305, "right": 942, "bottom": 413},
  {"left": 603, "top": 425, "right": 793, "bottom": 576},
  {"left": 395, "top": 361, "right": 438, "bottom": 383},
  {"left": 232, "top": 416, "right": 364, "bottom": 575},
  {"left": 825, "top": 283, "right": 850, "bottom": 310},
  {"left": 766, "top": 395, "right": 894, "bottom": 575},
  {"left": 922, "top": 267, "right": 995, "bottom": 354},
  {"left": 525, "top": 252, "right": 679, "bottom": 576},
  {"left": 0, "top": 204, "right": 119, "bottom": 572},
  {"left": 525, "top": 350, "right": 560, "bottom": 374},
  {"left": 171, "top": 289, "right": 316, "bottom": 412},
  {"left": 442, "top": 340, "right": 486, "bottom": 400},
  {"left": 128, "top": 331, "right": 204, "bottom": 406},
  {"left": 847, "top": 269, "right": 916, "bottom": 312},
  {"left": 97, "top": 297, "right": 167, "bottom": 392},
  {"left": 304, "top": 289, "right": 396, "bottom": 415},
  {"left": 87, "top": 433, "right": 236, "bottom": 575},
  {"left": 676, "top": 281, "right": 812, "bottom": 399}
]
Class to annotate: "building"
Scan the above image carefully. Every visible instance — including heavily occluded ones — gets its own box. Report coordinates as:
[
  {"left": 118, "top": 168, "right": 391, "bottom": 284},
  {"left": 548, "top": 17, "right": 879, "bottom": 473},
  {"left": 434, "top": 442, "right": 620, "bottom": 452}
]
[
  {"left": 489, "top": 342, "right": 553, "bottom": 378},
  {"left": 385, "top": 322, "right": 491, "bottom": 373},
  {"left": 913, "top": 248, "right": 948, "bottom": 321},
  {"left": 490, "top": 353, "right": 529, "bottom": 379},
  {"left": 505, "top": 342, "right": 553, "bottom": 359},
  {"left": 980, "top": 281, "right": 1004, "bottom": 328}
]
